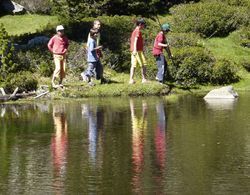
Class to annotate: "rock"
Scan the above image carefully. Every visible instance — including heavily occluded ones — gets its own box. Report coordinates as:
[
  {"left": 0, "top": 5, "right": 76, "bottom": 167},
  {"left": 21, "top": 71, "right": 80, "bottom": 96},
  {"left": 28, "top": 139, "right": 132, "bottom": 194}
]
[
  {"left": 14, "top": 36, "right": 50, "bottom": 50},
  {"left": 27, "top": 36, "right": 50, "bottom": 48},
  {"left": 204, "top": 86, "right": 238, "bottom": 99},
  {"left": 1, "top": 0, "right": 25, "bottom": 14}
]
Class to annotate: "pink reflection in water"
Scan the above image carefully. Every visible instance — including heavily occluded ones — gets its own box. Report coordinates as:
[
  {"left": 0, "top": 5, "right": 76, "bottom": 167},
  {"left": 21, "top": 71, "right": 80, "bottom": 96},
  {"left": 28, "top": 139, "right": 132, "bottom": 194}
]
[{"left": 51, "top": 105, "right": 68, "bottom": 193}]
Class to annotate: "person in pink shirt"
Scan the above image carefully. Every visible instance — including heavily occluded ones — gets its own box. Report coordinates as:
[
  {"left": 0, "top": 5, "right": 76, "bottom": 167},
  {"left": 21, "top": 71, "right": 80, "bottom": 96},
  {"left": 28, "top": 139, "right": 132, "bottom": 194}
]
[
  {"left": 152, "top": 23, "right": 173, "bottom": 84},
  {"left": 48, "top": 25, "right": 69, "bottom": 88}
]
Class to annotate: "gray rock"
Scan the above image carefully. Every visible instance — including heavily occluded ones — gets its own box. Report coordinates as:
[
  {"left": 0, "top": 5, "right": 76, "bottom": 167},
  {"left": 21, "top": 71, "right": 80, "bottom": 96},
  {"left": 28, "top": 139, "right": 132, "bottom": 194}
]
[
  {"left": 1, "top": 0, "right": 25, "bottom": 14},
  {"left": 204, "top": 86, "right": 238, "bottom": 99}
]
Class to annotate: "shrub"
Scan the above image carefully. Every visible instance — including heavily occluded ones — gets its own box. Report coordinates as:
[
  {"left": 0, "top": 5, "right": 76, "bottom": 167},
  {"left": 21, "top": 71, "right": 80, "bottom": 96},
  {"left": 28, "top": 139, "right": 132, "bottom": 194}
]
[
  {"left": 168, "top": 32, "right": 203, "bottom": 48},
  {"left": 241, "top": 59, "right": 250, "bottom": 72},
  {"left": 16, "top": 45, "right": 53, "bottom": 75},
  {"left": 0, "top": 24, "right": 18, "bottom": 80},
  {"left": 211, "top": 59, "right": 239, "bottom": 84},
  {"left": 170, "top": 2, "right": 250, "bottom": 37},
  {"left": 1, "top": 71, "right": 38, "bottom": 93},
  {"left": 169, "top": 47, "right": 214, "bottom": 87},
  {"left": 238, "top": 27, "right": 250, "bottom": 48}
]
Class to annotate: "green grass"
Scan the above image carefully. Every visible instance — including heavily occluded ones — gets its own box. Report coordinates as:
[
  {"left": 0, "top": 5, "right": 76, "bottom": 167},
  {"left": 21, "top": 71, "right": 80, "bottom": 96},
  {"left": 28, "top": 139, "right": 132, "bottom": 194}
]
[
  {"left": 38, "top": 71, "right": 170, "bottom": 99},
  {"left": 205, "top": 30, "right": 250, "bottom": 64},
  {"left": 0, "top": 14, "right": 59, "bottom": 36},
  {"left": 205, "top": 30, "right": 250, "bottom": 91}
]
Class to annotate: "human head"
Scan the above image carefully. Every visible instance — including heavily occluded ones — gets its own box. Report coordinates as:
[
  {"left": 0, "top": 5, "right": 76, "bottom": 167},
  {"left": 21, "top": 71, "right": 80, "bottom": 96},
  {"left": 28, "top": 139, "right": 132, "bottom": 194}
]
[
  {"left": 56, "top": 25, "right": 64, "bottom": 36},
  {"left": 89, "top": 28, "right": 99, "bottom": 39},
  {"left": 136, "top": 18, "right": 146, "bottom": 29},
  {"left": 161, "top": 23, "right": 171, "bottom": 33},
  {"left": 93, "top": 19, "right": 101, "bottom": 30}
]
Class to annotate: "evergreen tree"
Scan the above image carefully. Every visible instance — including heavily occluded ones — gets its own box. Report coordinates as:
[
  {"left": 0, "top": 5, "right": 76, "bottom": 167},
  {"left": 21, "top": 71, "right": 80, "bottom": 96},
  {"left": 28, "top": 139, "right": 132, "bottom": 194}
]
[{"left": 0, "top": 24, "right": 18, "bottom": 80}]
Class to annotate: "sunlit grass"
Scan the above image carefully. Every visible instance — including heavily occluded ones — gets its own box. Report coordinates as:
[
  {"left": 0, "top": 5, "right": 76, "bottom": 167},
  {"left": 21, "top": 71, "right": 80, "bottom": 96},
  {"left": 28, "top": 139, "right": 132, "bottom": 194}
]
[
  {"left": 0, "top": 14, "right": 58, "bottom": 36},
  {"left": 205, "top": 30, "right": 250, "bottom": 64}
]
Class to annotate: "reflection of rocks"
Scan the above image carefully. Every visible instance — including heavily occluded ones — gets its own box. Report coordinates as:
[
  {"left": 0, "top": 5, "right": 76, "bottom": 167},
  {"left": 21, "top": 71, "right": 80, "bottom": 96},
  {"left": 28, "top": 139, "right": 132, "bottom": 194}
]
[
  {"left": 0, "top": 0, "right": 26, "bottom": 14},
  {"left": 204, "top": 86, "right": 238, "bottom": 99},
  {"left": 205, "top": 99, "right": 237, "bottom": 110}
]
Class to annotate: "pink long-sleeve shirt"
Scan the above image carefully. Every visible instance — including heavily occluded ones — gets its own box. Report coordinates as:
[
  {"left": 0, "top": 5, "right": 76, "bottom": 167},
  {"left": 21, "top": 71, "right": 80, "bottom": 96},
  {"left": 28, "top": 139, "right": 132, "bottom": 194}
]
[{"left": 48, "top": 35, "right": 69, "bottom": 55}]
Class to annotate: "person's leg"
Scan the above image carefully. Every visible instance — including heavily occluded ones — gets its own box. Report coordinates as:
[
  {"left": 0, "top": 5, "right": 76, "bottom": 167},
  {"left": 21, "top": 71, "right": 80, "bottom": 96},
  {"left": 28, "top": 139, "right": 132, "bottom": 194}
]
[
  {"left": 52, "top": 55, "right": 61, "bottom": 87},
  {"left": 129, "top": 53, "right": 137, "bottom": 84},
  {"left": 59, "top": 58, "right": 66, "bottom": 85},
  {"left": 137, "top": 52, "right": 147, "bottom": 83},
  {"left": 95, "top": 61, "right": 103, "bottom": 80},
  {"left": 156, "top": 54, "right": 165, "bottom": 83},
  {"left": 84, "top": 62, "right": 96, "bottom": 82}
]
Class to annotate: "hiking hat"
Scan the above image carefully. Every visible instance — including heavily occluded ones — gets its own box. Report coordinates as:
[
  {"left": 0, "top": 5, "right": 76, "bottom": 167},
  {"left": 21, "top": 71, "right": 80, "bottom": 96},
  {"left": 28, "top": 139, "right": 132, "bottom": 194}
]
[
  {"left": 56, "top": 25, "right": 64, "bottom": 32},
  {"left": 136, "top": 18, "right": 146, "bottom": 26},
  {"left": 162, "top": 23, "right": 171, "bottom": 32}
]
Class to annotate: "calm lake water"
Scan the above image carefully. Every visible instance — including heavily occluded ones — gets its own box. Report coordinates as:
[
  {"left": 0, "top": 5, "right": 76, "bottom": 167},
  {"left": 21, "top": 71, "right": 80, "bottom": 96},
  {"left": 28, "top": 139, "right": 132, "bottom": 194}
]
[{"left": 0, "top": 93, "right": 250, "bottom": 194}]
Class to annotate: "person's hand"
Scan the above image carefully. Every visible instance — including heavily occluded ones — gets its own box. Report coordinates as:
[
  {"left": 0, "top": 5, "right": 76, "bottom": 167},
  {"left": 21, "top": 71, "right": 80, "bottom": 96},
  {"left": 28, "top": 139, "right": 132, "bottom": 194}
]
[
  {"left": 96, "top": 46, "right": 103, "bottom": 50},
  {"left": 132, "top": 51, "right": 137, "bottom": 56}
]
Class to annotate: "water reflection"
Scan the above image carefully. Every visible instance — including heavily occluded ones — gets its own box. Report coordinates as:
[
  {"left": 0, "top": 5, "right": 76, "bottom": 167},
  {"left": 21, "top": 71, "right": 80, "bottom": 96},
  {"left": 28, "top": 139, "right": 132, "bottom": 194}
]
[
  {"left": 204, "top": 99, "right": 237, "bottom": 110},
  {"left": 82, "top": 104, "right": 105, "bottom": 167},
  {"left": 130, "top": 99, "right": 148, "bottom": 193},
  {"left": 0, "top": 105, "right": 19, "bottom": 117},
  {"left": 51, "top": 105, "right": 68, "bottom": 192},
  {"left": 154, "top": 101, "right": 166, "bottom": 170},
  {"left": 130, "top": 99, "right": 167, "bottom": 193}
]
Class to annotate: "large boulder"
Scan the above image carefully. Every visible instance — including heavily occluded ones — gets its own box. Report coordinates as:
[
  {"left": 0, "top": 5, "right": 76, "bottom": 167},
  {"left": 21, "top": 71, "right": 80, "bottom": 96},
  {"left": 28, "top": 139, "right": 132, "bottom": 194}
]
[
  {"left": 1, "top": 0, "right": 25, "bottom": 14},
  {"left": 204, "top": 86, "right": 238, "bottom": 99}
]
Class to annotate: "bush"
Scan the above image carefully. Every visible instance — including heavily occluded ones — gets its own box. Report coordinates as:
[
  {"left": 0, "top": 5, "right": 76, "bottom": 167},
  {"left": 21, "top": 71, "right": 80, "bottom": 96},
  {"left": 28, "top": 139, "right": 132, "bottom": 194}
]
[
  {"left": 241, "top": 60, "right": 250, "bottom": 72},
  {"left": 170, "top": 2, "right": 250, "bottom": 37},
  {"left": 238, "top": 27, "right": 250, "bottom": 48},
  {"left": 16, "top": 45, "right": 53, "bottom": 75},
  {"left": 169, "top": 47, "right": 214, "bottom": 87},
  {"left": 168, "top": 32, "right": 203, "bottom": 48},
  {"left": 1, "top": 71, "right": 38, "bottom": 93},
  {"left": 0, "top": 24, "right": 18, "bottom": 80},
  {"left": 211, "top": 59, "right": 239, "bottom": 84}
]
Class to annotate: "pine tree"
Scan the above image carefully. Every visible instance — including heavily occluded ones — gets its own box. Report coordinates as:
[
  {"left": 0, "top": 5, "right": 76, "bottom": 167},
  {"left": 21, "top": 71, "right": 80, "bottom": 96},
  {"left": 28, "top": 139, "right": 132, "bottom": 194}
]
[{"left": 0, "top": 24, "right": 17, "bottom": 81}]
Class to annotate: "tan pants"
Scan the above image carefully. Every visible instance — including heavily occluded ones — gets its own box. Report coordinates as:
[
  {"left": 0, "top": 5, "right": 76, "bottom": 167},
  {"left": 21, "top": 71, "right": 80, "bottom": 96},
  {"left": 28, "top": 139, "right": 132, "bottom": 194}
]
[{"left": 53, "top": 54, "right": 66, "bottom": 79}]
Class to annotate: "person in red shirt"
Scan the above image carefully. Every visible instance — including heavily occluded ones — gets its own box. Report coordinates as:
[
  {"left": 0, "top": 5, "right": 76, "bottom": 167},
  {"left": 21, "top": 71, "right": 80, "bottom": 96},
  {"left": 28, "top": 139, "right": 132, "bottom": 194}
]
[
  {"left": 129, "top": 18, "right": 147, "bottom": 84},
  {"left": 48, "top": 25, "right": 69, "bottom": 88},
  {"left": 152, "top": 23, "right": 173, "bottom": 84}
]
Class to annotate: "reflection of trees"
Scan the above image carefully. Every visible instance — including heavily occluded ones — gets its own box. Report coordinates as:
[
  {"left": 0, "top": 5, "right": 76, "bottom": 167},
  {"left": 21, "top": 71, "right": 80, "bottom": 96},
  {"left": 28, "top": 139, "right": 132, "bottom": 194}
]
[{"left": 51, "top": 105, "right": 68, "bottom": 193}]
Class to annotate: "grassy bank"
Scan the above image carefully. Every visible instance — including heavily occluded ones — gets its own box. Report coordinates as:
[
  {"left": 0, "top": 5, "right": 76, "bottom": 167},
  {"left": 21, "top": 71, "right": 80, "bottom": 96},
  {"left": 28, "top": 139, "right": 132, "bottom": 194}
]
[
  {"left": 38, "top": 70, "right": 170, "bottom": 99},
  {"left": 0, "top": 14, "right": 58, "bottom": 36}
]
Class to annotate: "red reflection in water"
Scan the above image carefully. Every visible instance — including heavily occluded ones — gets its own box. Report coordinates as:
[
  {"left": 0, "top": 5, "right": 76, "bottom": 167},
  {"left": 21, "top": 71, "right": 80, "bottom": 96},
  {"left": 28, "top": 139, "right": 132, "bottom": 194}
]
[
  {"left": 154, "top": 103, "right": 166, "bottom": 170},
  {"left": 154, "top": 102, "right": 167, "bottom": 194},
  {"left": 51, "top": 106, "right": 68, "bottom": 193},
  {"left": 130, "top": 100, "right": 167, "bottom": 193}
]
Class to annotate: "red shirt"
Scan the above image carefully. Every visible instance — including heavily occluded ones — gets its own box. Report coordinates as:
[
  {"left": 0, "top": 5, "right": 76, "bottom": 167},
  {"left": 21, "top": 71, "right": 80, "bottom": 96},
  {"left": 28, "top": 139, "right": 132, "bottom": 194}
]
[
  {"left": 130, "top": 28, "right": 144, "bottom": 52},
  {"left": 153, "top": 32, "right": 166, "bottom": 56},
  {"left": 48, "top": 35, "right": 69, "bottom": 55}
]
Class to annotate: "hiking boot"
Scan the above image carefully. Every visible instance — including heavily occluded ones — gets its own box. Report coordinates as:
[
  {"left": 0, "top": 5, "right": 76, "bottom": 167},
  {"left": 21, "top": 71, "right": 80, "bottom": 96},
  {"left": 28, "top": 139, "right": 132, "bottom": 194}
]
[
  {"left": 142, "top": 79, "right": 147, "bottom": 84},
  {"left": 88, "top": 82, "right": 95, "bottom": 86},
  {"left": 100, "top": 78, "right": 108, "bottom": 84},
  {"left": 81, "top": 73, "right": 89, "bottom": 82},
  {"left": 129, "top": 79, "right": 135, "bottom": 84}
]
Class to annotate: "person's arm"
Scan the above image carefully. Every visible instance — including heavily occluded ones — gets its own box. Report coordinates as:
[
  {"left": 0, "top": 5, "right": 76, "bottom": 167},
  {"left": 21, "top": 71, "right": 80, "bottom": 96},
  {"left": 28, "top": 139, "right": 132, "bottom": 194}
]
[
  {"left": 62, "top": 37, "right": 69, "bottom": 55},
  {"left": 133, "top": 37, "right": 138, "bottom": 55},
  {"left": 47, "top": 37, "right": 54, "bottom": 53}
]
